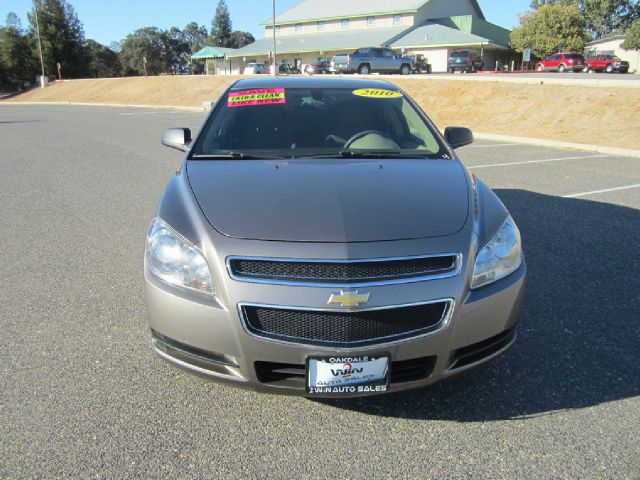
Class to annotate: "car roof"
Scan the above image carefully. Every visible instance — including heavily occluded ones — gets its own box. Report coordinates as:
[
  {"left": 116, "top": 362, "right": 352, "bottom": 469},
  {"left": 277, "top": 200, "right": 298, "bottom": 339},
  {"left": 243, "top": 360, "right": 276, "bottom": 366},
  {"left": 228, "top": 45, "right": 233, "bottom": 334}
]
[{"left": 229, "top": 76, "right": 399, "bottom": 91}]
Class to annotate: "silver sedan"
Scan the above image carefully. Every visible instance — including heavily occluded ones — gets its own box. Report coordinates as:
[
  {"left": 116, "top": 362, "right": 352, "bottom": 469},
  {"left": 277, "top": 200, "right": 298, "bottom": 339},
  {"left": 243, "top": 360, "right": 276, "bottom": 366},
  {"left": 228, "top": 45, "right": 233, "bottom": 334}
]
[{"left": 144, "top": 77, "right": 526, "bottom": 397}]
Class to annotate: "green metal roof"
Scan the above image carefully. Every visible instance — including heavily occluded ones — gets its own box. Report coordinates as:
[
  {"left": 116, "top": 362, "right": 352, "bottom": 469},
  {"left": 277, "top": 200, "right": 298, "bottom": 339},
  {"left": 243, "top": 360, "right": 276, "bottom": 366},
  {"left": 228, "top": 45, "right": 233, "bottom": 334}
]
[
  {"left": 391, "top": 19, "right": 509, "bottom": 49},
  {"left": 228, "top": 26, "right": 409, "bottom": 58},
  {"left": 433, "top": 16, "right": 510, "bottom": 47},
  {"left": 191, "top": 46, "right": 238, "bottom": 59},
  {"left": 261, "top": 0, "right": 427, "bottom": 25}
]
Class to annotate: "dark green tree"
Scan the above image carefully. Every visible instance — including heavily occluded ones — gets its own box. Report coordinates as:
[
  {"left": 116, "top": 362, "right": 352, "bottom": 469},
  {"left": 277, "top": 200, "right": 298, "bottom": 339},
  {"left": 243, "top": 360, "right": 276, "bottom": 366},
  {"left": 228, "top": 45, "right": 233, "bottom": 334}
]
[
  {"left": 581, "top": 0, "right": 640, "bottom": 39},
  {"left": 0, "top": 13, "right": 38, "bottom": 89},
  {"left": 511, "top": 4, "right": 586, "bottom": 56},
  {"left": 85, "top": 39, "right": 121, "bottom": 77},
  {"left": 209, "top": 0, "right": 233, "bottom": 47},
  {"left": 27, "top": 0, "right": 88, "bottom": 78},
  {"left": 229, "top": 30, "right": 255, "bottom": 48},
  {"left": 531, "top": 0, "right": 576, "bottom": 8},
  {"left": 164, "top": 27, "right": 191, "bottom": 66},
  {"left": 623, "top": 19, "right": 640, "bottom": 49},
  {"left": 182, "top": 22, "right": 209, "bottom": 54},
  {"left": 119, "top": 27, "right": 190, "bottom": 75},
  {"left": 531, "top": 0, "right": 640, "bottom": 39},
  {"left": 119, "top": 27, "right": 165, "bottom": 75}
]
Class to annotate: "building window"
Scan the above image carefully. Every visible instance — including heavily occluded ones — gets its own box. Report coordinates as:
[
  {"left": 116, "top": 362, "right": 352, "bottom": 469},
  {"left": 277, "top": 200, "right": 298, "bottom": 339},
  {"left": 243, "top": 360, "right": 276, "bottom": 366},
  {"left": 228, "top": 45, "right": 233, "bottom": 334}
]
[
  {"left": 393, "top": 15, "right": 402, "bottom": 25},
  {"left": 274, "top": 26, "right": 280, "bottom": 34},
  {"left": 317, "top": 21, "right": 325, "bottom": 31},
  {"left": 295, "top": 23, "right": 302, "bottom": 32},
  {"left": 341, "top": 19, "right": 349, "bottom": 29},
  {"left": 367, "top": 16, "right": 375, "bottom": 27}
]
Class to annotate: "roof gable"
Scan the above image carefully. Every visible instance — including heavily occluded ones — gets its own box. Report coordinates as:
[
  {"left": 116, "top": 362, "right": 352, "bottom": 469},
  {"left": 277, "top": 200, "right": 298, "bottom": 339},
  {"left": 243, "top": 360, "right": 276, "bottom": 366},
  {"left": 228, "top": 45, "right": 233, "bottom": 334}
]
[{"left": 391, "top": 22, "right": 490, "bottom": 48}]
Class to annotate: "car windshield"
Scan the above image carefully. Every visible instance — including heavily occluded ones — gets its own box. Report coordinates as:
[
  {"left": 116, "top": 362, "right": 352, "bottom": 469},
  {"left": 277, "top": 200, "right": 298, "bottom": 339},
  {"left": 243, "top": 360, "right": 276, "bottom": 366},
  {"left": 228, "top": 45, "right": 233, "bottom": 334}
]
[
  {"left": 450, "top": 51, "right": 469, "bottom": 58},
  {"left": 190, "top": 86, "right": 449, "bottom": 159}
]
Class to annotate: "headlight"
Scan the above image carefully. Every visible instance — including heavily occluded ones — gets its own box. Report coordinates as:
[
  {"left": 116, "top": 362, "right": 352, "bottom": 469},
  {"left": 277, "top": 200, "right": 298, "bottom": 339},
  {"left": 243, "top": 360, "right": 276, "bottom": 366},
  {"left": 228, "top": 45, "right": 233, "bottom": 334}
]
[
  {"left": 145, "top": 218, "right": 214, "bottom": 294},
  {"left": 471, "top": 215, "right": 522, "bottom": 289}
]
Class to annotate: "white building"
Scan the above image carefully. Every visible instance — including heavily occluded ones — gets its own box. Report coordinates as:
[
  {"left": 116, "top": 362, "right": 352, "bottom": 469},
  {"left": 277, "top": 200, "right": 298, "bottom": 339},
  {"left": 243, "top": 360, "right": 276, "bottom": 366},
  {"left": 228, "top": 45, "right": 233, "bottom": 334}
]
[{"left": 229, "top": 0, "right": 511, "bottom": 73}]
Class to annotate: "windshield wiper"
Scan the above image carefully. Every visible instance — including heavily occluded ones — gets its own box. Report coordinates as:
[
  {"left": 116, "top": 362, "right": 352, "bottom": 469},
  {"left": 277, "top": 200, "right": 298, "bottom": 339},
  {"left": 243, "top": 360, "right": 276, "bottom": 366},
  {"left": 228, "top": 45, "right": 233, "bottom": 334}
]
[
  {"left": 299, "top": 150, "right": 432, "bottom": 159},
  {"left": 191, "top": 152, "right": 284, "bottom": 160},
  {"left": 298, "top": 150, "right": 401, "bottom": 159}
]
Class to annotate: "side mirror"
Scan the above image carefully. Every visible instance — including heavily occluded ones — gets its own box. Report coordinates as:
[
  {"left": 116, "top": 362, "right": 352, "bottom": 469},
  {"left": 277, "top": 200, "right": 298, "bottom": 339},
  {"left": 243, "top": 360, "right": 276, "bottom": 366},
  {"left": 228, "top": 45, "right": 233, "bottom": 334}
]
[
  {"left": 161, "top": 128, "right": 192, "bottom": 152},
  {"left": 444, "top": 126, "right": 474, "bottom": 149}
]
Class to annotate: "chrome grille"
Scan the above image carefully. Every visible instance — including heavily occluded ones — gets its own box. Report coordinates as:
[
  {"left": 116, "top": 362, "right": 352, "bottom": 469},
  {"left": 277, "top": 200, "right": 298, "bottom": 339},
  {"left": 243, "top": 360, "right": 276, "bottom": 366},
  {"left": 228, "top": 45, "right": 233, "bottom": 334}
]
[{"left": 228, "top": 254, "right": 460, "bottom": 286}]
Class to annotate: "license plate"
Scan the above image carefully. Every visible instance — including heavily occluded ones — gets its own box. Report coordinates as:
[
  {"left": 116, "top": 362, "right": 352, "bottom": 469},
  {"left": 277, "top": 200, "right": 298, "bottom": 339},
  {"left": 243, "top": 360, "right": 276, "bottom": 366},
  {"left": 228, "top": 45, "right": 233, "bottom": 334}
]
[{"left": 306, "top": 355, "right": 390, "bottom": 395}]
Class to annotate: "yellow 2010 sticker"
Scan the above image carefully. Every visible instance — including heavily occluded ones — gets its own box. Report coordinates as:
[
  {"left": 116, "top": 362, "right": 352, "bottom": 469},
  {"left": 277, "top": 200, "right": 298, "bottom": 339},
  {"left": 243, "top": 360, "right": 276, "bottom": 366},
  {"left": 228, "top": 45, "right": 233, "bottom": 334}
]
[{"left": 352, "top": 88, "right": 403, "bottom": 99}]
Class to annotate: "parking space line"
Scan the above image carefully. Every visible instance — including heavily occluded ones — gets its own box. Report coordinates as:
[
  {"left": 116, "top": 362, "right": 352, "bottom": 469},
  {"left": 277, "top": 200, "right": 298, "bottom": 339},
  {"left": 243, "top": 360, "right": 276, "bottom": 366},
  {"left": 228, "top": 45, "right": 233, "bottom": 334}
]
[
  {"left": 468, "top": 154, "right": 612, "bottom": 169},
  {"left": 118, "top": 111, "right": 159, "bottom": 116},
  {"left": 464, "top": 143, "right": 518, "bottom": 149},
  {"left": 563, "top": 184, "right": 640, "bottom": 198}
]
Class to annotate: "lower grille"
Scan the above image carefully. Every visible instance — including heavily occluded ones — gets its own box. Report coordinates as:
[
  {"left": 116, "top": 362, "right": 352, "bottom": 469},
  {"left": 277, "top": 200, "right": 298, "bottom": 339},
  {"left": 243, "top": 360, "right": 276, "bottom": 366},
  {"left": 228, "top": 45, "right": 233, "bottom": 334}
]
[
  {"left": 448, "top": 328, "right": 516, "bottom": 369},
  {"left": 152, "top": 330, "right": 238, "bottom": 373},
  {"left": 390, "top": 356, "right": 437, "bottom": 383},
  {"left": 255, "top": 361, "right": 305, "bottom": 384},
  {"left": 241, "top": 301, "right": 451, "bottom": 347}
]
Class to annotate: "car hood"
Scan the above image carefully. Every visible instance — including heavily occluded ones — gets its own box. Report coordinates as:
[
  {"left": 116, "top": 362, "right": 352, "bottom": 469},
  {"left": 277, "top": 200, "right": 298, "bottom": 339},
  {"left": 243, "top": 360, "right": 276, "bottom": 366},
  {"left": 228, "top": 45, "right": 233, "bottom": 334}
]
[{"left": 186, "top": 159, "right": 469, "bottom": 243}]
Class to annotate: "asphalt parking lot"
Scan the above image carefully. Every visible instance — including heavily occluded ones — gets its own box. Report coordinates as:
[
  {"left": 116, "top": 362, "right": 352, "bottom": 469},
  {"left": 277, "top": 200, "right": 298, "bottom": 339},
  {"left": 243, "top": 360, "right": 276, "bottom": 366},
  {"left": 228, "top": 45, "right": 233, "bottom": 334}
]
[{"left": 1, "top": 104, "right": 639, "bottom": 479}]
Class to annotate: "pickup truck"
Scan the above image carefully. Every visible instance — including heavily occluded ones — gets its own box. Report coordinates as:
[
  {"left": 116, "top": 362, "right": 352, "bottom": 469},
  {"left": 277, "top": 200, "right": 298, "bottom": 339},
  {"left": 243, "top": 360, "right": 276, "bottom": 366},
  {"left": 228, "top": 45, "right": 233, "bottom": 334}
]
[
  {"left": 584, "top": 54, "right": 629, "bottom": 73},
  {"left": 332, "top": 47, "right": 413, "bottom": 75}
]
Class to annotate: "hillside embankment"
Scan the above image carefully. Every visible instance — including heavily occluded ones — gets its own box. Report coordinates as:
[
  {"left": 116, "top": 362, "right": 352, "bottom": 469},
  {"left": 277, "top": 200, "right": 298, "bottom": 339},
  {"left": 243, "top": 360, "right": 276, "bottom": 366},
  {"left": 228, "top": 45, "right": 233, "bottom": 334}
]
[{"left": 5, "top": 75, "right": 640, "bottom": 149}]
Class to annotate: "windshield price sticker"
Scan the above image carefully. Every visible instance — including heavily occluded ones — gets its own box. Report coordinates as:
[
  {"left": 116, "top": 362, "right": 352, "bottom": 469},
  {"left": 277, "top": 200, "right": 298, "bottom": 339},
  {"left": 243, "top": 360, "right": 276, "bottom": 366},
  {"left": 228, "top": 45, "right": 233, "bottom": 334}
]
[
  {"left": 352, "top": 88, "right": 403, "bottom": 99},
  {"left": 228, "top": 88, "right": 286, "bottom": 107},
  {"left": 307, "top": 355, "right": 390, "bottom": 395}
]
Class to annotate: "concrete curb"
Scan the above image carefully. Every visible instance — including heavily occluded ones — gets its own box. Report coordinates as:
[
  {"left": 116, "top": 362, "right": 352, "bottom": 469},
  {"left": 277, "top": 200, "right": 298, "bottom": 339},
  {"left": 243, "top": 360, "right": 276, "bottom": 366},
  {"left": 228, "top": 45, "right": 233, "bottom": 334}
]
[
  {"left": 0, "top": 101, "right": 204, "bottom": 112},
  {"left": 366, "top": 73, "right": 640, "bottom": 88},
  {"left": 474, "top": 132, "right": 640, "bottom": 158}
]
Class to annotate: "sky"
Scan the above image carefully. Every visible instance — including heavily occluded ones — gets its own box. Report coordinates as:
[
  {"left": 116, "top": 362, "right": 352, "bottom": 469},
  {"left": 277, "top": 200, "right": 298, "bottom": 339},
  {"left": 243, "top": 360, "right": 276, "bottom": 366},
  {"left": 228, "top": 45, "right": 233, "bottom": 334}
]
[{"left": 1, "top": 0, "right": 532, "bottom": 46}]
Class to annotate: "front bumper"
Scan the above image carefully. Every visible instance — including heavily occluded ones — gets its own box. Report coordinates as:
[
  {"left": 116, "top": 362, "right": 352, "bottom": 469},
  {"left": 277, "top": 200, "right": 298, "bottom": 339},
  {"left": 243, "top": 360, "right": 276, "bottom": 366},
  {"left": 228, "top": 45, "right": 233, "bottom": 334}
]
[{"left": 145, "top": 258, "right": 526, "bottom": 397}]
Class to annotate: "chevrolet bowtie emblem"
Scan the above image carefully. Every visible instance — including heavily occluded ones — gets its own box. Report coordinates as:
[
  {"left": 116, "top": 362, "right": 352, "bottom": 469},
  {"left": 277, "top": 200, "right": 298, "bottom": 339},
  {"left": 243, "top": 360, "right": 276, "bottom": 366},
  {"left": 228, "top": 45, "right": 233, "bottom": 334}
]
[{"left": 328, "top": 290, "right": 371, "bottom": 308}]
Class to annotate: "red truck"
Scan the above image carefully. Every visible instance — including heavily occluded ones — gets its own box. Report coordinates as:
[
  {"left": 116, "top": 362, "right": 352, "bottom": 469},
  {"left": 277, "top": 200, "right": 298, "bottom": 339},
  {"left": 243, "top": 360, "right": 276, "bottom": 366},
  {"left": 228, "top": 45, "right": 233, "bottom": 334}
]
[{"left": 584, "top": 54, "right": 629, "bottom": 73}]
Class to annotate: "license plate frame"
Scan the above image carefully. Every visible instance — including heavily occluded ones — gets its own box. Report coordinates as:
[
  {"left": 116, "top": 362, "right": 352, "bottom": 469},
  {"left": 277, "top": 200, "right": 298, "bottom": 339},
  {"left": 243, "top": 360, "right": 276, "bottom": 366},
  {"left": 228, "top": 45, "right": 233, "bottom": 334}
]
[{"left": 306, "top": 354, "right": 390, "bottom": 395}]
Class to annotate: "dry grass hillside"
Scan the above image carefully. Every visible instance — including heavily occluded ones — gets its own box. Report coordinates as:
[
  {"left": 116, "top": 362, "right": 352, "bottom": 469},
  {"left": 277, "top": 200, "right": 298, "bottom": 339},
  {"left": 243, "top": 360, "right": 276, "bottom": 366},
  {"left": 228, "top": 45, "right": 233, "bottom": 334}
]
[{"left": 5, "top": 75, "right": 640, "bottom": 149}]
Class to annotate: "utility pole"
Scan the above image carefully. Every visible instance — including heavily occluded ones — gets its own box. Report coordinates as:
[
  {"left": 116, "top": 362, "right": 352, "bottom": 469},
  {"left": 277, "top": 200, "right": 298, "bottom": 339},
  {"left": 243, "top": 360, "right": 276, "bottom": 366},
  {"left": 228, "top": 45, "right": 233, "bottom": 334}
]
[
  {"left": 33, "top": 0, "right": 46, "bottom": 88},
  {"left": 271, "top": 0, "right": 277, "bottom": 76}
]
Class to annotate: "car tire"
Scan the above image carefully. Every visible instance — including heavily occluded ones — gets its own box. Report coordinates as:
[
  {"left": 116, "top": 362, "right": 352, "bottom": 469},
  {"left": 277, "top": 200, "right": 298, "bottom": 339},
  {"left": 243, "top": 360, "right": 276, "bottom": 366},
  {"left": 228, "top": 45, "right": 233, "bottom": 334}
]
[
  {"left": 537, "top": 64, "right": 544, "bottom": 72},
  {"left": 558, "top": 64, "right": 567, "bottom": 73},
  {"left": 606, "top": 64, "right": 614, "bottom": 73},
  {"left": 358, "top": 64, "right": 370, "bottom": 75},
  {"left": 448, "top": 67, "right": 454, "bottom": 74},
  {"left": 400, "top": 64, "right": 411, "bottom": 75}
]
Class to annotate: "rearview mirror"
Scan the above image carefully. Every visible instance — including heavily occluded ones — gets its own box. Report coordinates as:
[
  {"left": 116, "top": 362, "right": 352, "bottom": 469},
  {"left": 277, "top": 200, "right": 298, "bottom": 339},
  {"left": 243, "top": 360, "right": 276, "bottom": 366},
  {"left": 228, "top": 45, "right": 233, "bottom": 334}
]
[
  {"left": 444, "top": 126, "right": 474, "bottom": 149},
  {"left": 161, "top": 128, "right": 192, "bottom": 152}
]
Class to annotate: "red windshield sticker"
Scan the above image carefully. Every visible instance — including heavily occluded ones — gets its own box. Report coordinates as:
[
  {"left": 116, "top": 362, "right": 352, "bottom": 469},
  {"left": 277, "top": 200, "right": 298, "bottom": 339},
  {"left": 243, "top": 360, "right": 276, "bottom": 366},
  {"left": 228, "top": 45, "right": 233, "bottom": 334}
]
[{"left": 228, "top": 88, "right": 286, "bottom": 107}]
